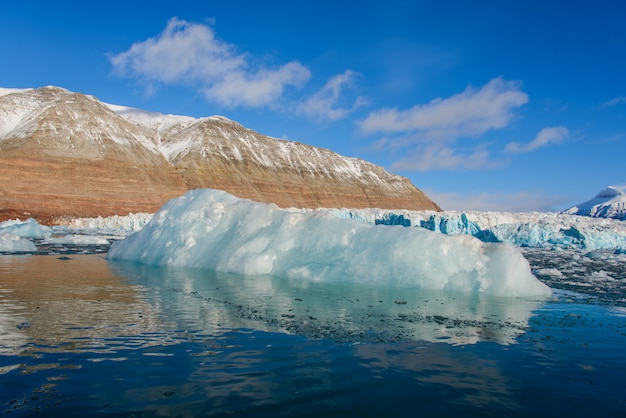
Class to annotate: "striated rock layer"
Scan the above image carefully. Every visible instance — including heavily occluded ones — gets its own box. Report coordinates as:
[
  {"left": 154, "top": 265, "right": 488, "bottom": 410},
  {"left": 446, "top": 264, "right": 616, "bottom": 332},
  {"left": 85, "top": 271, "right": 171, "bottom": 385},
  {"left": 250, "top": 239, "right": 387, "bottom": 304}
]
[{"left": 0, "top": 86, "right": 440, "bottom": 224}]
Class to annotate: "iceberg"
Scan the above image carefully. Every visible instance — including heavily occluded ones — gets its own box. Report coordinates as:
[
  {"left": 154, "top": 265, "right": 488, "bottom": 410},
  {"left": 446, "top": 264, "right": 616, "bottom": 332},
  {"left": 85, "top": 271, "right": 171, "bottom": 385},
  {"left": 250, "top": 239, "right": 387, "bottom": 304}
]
[
  {"left": 0, "top": 234, "right": 37, "bottom": 253},
  {"left": 107, "top": 189, "right": 551, "bottom": 298},
  {"left": 0, "top": 218, "right": 52, "bottom": 239},
  {"left": 42, "top": 235, "right": 111, "bottom": 246},
  {"left": 0, "top": 218, "right": 51, "bottom": 253}
]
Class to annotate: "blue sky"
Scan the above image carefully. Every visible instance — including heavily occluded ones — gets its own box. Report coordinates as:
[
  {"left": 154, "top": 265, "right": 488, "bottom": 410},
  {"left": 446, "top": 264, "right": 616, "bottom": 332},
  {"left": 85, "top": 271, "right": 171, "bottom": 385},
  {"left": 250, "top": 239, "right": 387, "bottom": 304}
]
[{"left": 1, "top": 0, "right": 624, "bottom": 211}]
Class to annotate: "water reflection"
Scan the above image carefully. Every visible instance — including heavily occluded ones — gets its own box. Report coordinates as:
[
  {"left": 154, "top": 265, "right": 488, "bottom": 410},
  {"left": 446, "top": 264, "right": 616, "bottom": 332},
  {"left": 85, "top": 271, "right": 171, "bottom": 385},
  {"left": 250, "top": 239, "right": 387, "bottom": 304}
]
[
  {"left": 109, "top": 259, "right": 545, "bottom": 345},
  {"left": 0, "top": 254, "right": 546, "bottom": 356},
  {"left": 4, "top": 255, "right": 607, "bottom": 417},
  {"left": 355, "top": 342, "right": 522, "bottom": 412},
  {"left": 0, "top": 255, "right": 165, "bottom": 356}
]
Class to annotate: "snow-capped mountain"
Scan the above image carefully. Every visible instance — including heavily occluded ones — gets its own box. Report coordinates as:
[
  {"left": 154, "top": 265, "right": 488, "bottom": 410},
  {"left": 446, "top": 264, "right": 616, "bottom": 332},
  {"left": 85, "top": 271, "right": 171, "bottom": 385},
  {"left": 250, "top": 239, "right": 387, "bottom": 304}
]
[
  {"left": 0, "top": 86, "right": 439, "bottom": 223},
  {"left": 562, "top": 185, "right": 626, "bottom": 221}
]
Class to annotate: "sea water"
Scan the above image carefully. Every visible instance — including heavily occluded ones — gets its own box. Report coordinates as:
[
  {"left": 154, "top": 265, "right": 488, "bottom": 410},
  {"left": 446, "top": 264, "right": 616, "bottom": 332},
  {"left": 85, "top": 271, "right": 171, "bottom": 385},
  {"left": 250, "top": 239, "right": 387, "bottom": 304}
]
[{"left": 1, "top": 251, "right": 625, "bottom": 417}]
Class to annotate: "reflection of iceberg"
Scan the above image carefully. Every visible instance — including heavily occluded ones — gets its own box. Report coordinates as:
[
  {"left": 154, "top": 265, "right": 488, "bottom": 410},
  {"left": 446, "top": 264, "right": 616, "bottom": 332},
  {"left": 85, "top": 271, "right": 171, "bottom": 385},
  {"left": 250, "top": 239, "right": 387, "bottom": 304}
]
[
  {"left": 110, "top": 260, "right": 545, "bottom": 345},
  {"left": 107, "top": 189, "right": 551, "bottom": 298}
]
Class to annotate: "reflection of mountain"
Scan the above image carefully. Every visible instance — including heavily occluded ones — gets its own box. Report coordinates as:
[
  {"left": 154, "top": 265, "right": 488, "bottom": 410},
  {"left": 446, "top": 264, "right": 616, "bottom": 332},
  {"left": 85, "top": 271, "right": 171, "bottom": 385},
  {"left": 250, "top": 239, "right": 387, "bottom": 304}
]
[
  {"left": 0, "top": 255, "right": 164, "bottom": 355},
  {"left": 110, "top": 260, "right": 544, "bottom": 345}
]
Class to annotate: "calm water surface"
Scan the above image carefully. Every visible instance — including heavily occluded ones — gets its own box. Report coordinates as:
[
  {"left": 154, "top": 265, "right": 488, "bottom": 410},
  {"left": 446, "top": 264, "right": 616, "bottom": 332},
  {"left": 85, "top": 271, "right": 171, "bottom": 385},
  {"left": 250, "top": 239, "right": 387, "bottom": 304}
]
[{"left": 1, "top": 254, "right": 625, "bottom": 417}]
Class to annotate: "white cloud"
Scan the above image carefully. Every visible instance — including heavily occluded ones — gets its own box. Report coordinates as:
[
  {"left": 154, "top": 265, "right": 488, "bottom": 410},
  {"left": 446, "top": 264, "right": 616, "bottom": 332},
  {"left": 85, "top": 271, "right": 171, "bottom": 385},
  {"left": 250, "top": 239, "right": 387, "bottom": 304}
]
[
  {"left": 202, "top": 61, "right": 310, "bottom": 108},
  {"left": 504, "top": 126, "right": 569, "bottom": 154},
  {"left": 359, "top": 77, "right": 528, "bottom": 171},
  {"left": 110, "top": 18, "right": 311, "bottom": 108},
  {"left": 600, "top": 96, "right": 626, "bottom": 108},
  {"left": 296, "top": 70, "right": 368, "bottom": 121},
  {"left": 110, "top": 18, "right": 242, "bottom": 83},
  {"left": 359, "top": 77, "right": 528, "bottom": 138},
  {"left": 390, "top": 143, "right": 493, "bottom": 172}
]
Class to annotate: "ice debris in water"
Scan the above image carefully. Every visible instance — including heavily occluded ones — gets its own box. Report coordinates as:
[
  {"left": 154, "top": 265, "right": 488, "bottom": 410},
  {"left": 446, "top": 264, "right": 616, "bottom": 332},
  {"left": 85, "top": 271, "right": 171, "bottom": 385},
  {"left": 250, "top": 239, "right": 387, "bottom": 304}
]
[
  {"left": 0, "top": 235, "right": 37, "bottom": 252},
  {"left": 0, "top": 218, "right": 51, "bottom": 253},
  {"left": 0, "top": 218, "right": 52, "bottom": 239},
  {"left": 107, "top": 189, "right": 552, "bottom": 298}
]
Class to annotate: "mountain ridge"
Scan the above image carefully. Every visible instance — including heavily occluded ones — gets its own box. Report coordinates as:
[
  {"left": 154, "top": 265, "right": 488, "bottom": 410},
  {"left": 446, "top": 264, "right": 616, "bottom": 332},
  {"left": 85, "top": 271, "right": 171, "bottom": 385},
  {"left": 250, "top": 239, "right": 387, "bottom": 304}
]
[
  {"left": 563, "top": 185, "right": 626, "bottom": 221},
  {"left": 0, "top": 86, "right": 440, "bottom": 224}
]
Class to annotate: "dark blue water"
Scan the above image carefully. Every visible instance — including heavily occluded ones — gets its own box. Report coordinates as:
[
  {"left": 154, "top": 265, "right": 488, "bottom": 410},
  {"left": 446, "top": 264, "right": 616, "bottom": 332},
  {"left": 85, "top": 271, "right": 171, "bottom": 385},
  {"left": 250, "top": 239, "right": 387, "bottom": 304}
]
[{"left": 1, "top": 254, "right": 625, "bottom": 417}]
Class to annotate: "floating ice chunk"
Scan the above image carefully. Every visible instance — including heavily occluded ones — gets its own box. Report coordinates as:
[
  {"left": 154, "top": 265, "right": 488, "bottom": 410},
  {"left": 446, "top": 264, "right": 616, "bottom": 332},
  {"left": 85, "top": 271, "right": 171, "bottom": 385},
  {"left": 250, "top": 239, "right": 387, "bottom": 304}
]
[
  {"left": 0, "top": 218, "right": 52, "bottom": 239},
  {"left": 0, "top": 234, "right": 37, "bottom": 252},
  {"left": 107, "top": 189, "right": 552, "bottom": 298},
  {"left": 42, "top": 235, "right": 110, "bottom": 246}
]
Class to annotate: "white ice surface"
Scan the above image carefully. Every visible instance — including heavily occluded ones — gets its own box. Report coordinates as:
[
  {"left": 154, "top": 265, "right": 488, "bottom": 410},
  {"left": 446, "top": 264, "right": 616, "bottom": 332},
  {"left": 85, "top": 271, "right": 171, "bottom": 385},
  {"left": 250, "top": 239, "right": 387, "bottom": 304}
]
[
  {"left": 60, "top": 201, "right": 626, "bottom": 251},
  {"left": 0, "top": 234, "right": 37, "bottom": 252},
  {"left": 332, "top": 208, "right": 626, "bottom": 250},
  {"left": 60, "top": 213, "right": 154, "bottom": 233},
  {"left": 0, "top": 218, "right": 52, "bottom": 239},
  {"left": 107, "top": 189, "right": 552, "bottom": 298},
  {"left": 42, "top": 235, "right": 110, "bottom": 246}
]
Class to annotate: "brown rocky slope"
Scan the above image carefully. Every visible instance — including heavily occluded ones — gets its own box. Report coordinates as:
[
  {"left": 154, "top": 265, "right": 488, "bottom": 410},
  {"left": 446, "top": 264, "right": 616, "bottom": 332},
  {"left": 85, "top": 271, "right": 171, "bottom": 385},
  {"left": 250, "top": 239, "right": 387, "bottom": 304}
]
[{"left": 0, "top": 86, "right": 440, "bottom": 224}]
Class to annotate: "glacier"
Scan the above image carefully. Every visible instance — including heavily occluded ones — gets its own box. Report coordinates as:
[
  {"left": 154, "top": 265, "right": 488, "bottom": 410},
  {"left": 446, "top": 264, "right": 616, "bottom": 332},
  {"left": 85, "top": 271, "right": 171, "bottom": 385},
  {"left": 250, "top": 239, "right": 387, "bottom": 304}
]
[
  {"left": 3, "top": 196, "right": 624, "bottom": 256},
  {"left": 331, "top": 208, "right": 626, "bottom": 251},
  {"left": 107, "top": 189, "right": 551, "bottom": 298}
]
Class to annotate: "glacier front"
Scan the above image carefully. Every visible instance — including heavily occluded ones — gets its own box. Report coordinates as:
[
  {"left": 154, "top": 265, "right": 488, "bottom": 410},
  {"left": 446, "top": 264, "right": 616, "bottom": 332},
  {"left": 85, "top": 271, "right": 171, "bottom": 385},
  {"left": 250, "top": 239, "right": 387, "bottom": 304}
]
[{"left": 107, "top": 189, "right": 551, "bottom": 298}]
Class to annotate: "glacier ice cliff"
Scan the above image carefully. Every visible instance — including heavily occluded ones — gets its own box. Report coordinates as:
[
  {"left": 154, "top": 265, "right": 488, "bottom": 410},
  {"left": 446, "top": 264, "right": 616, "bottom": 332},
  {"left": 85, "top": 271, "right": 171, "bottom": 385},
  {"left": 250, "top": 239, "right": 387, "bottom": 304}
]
[{"left": 332, "top": 208, "right": 626, "bottom": 251}]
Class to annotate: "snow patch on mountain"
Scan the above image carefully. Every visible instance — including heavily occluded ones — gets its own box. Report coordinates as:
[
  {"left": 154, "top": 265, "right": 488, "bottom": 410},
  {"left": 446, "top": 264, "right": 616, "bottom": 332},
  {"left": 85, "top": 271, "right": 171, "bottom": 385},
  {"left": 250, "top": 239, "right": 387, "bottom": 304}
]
[
  {"left": 105, "top": 103, "right": 195, "bottom": 134},
  {"left": 0, "top": 87, "right": 33, "bottom": 97}
]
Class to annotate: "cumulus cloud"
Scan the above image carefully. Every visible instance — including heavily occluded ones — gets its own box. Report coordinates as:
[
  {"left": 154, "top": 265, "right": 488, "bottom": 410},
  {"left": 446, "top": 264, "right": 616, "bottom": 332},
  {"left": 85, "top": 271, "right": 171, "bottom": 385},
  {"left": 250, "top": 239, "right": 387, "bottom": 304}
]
[
  {"left": 504, "top": 126, "right": 569, "bottom": 154},
  {"left": 359, "top": 77, "right": 528, "bottom": 138},
  {"left": 390, "top": 144, "right": 493, "bottom": 172},
  {"left": 359, "top": 78, "right": 529, "bottom": 171},
  {"left": 110, "top": 18, "right": 311, "bottom": 108},
  {"left": 296, "top": 70, "right": 368, "bottom": 121},
  {"left": 202, "top": 62, "right": 310, "bottom": 108}
]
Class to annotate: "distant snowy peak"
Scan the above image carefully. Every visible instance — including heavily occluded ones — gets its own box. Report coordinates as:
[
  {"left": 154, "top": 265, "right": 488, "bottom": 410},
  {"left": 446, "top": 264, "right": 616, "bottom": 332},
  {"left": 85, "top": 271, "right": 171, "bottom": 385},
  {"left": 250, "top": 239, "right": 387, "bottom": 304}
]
[{"left": 563, "top": 185, "right": 626, "bottom": 221}]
